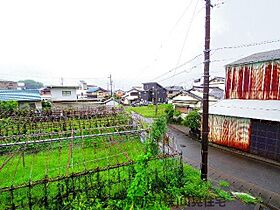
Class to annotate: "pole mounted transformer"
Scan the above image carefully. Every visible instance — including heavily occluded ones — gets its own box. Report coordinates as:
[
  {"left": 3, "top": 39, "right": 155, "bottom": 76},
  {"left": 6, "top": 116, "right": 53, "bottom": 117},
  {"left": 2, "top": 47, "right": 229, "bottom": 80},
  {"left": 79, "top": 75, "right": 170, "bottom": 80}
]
[{"left": 201, "top": 0, "right": 211, "bottom": 181}]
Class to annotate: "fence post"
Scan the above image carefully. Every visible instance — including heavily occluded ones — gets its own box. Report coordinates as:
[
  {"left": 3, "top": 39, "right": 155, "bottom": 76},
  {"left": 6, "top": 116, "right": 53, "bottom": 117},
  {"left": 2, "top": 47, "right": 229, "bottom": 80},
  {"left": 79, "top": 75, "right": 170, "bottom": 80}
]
[
  {"left": 28, "top": 180, "right": 32, "bottom": 210},
  {"left": 43, "top": 176, "right": 48, "bottom": 208},
  {"left": 10, "top": 185, "right": 16, "bottom": 210}
]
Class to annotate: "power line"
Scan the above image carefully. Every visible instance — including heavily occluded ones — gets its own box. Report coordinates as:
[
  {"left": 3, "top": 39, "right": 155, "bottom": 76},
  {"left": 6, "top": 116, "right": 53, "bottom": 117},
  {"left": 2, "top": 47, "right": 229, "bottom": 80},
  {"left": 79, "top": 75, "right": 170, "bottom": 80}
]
[
  {"left": 159, "top": 62, "right": 203, "bottom": 83},
  {"left": 151, "top": 53, "right": 203, "bottom": 81},
  {"left": 212, "top": 39, "right": 280, "bottom": 51},
  {"left": 172, "top": 0, "right": 200, "bottom": 81},
  {"left": 156, "top": 53, "right": 258, "bottom": 84},
  {"left": 170, "top": 0, "right": 195, "bottom": 34},
  {"left": 151, "top": 38, "right": 280, "bottom": 83},
  {"left": 141, "top": 0, "right": 196, "bottom": 83}
]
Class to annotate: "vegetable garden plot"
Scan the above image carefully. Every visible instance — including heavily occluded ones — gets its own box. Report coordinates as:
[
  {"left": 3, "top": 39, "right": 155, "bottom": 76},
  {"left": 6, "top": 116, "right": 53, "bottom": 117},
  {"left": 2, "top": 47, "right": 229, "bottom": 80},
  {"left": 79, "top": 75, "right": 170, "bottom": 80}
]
[
  {"left": 0, "top": 109, "right": 185, "bottom": 209},
  {"left": 0, "top": 131, "right": 145, "bottom": 188}
]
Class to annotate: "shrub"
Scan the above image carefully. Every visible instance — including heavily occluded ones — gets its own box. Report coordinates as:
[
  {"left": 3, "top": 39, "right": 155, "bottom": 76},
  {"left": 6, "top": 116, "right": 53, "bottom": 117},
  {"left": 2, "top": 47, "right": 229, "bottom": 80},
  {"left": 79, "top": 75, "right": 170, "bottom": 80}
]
[
  {"left": 42, "top": 101, "right": 52, "bottom": 109},
  {"left": 182, "top": 110, "right": 201, "bottom": 131},
  {"left": 0, "top": 101, "right": 18, "bottom": 112},
  {"left": 165, "top": 104, "right": 181, "bottom": 123}
]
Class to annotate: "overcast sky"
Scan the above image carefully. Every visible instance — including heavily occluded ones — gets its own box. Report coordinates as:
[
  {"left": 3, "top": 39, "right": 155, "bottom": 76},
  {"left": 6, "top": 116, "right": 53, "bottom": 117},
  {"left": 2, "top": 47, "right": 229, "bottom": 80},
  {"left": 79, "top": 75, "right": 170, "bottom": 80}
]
[{"left": 0, "top": 0, "right": 279, "bottom": 90}]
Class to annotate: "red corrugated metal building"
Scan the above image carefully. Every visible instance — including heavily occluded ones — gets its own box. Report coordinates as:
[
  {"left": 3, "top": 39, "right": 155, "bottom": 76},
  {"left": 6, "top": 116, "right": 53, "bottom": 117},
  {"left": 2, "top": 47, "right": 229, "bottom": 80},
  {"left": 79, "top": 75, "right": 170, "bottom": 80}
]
[{"left": 209, "top": 49, "right": 280, "bottom": 162}]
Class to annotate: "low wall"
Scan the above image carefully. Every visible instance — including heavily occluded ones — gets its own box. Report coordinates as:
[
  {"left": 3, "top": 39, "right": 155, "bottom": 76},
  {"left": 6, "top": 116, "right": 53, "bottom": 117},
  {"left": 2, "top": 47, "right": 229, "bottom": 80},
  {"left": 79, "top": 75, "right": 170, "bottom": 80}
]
[{"left": 52, "top": 100, "right": 103, "bottom": 110}]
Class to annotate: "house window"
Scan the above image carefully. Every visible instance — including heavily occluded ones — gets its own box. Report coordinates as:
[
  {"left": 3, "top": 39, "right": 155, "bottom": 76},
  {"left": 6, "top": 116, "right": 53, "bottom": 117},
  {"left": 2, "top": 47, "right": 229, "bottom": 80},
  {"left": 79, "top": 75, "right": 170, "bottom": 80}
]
[{"left": 62, "top": 91, "right": 71, "bottom": 96}]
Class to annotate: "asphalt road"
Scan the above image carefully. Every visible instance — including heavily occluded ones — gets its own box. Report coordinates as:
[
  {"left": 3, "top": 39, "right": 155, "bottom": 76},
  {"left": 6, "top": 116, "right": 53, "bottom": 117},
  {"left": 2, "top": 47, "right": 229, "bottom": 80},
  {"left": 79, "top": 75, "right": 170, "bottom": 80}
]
[{"left": 169, "top": 127, "right": 280, "bottom": 195}]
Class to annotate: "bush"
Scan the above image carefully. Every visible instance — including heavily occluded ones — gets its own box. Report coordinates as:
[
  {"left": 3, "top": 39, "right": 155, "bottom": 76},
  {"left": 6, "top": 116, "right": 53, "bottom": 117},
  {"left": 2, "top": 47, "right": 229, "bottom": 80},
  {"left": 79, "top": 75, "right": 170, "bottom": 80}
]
[
  {"left": 0, "top": 101, "right": 18, "bottom": 112},
  {"left": 165, "top": 104, "right": 181, "bottom": 123},
  {"left": 42, "top": 101, "right": 52, "bottom": 109},
  {"left": 182, "top": 110, "right": 201, "bottom": 131}
]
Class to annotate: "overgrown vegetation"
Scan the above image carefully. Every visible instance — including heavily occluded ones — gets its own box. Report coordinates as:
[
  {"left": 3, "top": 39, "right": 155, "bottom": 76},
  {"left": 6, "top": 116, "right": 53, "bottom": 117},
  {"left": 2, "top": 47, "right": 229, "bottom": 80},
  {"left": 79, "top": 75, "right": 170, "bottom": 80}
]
[
  {"left": 182, "top": 109, "right": 200, "bottom": 131},
  {"left": 18, "top": 79, "right": 43, "bottom": 89},
  {"left": 214, "top": 188, "right": 234, "bottom": 201},
  {"left": 59, "top": 117, "right": 215, "bottom": 209},
  {"left": 165, "top": 104, "right": 181, "bottom": 123},
  {"left": 0, "top": 100, "right": 18, "bottom": 112}
]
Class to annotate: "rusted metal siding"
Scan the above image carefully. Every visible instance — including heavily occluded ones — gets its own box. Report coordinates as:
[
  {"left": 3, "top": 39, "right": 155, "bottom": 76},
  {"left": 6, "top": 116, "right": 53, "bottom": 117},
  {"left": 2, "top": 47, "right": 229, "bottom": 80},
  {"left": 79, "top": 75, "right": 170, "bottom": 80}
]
[
  {"left": 250, "top": 120, "right": 280, "bottom": 162},
  {"left": 225, "top": 60, "right": 280, "bottom": 100},
  {"left": 209, "top": 115, "right": 251, "bottom": 151}
]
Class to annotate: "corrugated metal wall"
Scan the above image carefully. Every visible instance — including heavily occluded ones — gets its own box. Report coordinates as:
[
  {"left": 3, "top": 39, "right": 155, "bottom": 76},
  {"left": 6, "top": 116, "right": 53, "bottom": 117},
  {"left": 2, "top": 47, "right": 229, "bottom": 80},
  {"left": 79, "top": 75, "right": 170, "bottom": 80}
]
[
  {"left": 250, "top": 120, "right": 280, "bottom": 162},
  {"left": 225, "top": 61, "right": 280, "bottom": 100},
  {"left": 209, "top": 115, "right": 251, "bottom": 151}
]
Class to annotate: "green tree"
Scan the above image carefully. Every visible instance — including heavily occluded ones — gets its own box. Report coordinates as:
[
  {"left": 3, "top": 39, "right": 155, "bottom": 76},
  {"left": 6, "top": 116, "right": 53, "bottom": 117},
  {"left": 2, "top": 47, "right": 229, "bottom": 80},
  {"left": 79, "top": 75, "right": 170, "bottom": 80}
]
[{"left": 18, "top": 79, "right": 43, "bottom": 89}]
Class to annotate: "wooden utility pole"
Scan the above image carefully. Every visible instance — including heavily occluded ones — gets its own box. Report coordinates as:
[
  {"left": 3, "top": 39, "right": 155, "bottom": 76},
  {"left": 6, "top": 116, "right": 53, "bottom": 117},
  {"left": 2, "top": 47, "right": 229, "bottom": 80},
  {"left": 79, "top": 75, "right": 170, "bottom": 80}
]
[
  {"left": 155, "top": 89, "right": 158, "bottom": 116},
  {"left": 201, "top": 0, "right": 211, "bottom": 181}
]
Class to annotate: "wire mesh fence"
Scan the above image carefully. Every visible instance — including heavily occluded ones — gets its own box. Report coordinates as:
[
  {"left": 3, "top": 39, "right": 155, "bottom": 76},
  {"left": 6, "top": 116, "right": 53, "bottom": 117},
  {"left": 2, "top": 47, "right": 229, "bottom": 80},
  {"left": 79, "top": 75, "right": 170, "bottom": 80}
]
[{"left": 0, "top": 107, "right": 182, "bottom": 209}]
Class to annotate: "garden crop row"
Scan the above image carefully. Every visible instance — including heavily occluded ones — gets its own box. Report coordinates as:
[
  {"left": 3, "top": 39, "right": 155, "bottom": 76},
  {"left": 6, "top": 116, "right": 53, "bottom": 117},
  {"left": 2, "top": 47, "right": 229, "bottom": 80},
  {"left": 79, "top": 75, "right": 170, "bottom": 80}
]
[
  {"left": 0, "top": 114, "right": 132, "bottom": 139},
  {"left": 0, "top": 123, "right": 141, "bottom": 144},
  {"left": 0, "top": 106, "right": 124, "bottom": 119}
]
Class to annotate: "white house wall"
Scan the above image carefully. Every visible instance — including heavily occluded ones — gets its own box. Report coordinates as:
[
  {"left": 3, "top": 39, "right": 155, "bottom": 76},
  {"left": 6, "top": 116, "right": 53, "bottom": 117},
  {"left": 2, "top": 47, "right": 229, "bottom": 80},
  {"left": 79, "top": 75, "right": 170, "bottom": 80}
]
[{"left": 50, "top": 88, "right": 77, "bottom": 101}]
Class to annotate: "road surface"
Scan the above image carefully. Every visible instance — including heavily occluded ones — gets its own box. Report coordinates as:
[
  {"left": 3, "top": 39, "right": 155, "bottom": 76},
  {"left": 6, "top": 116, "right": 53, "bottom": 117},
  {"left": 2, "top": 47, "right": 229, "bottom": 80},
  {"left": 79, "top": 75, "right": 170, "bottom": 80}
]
[{"left": 169, "top": 127, "right": 280, "bottom": 209}]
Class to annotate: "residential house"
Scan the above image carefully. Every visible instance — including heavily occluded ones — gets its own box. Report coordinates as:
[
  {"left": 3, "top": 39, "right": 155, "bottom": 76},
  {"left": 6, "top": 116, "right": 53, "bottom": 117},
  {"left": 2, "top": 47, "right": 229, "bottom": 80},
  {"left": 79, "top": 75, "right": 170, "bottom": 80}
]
[
  {"left": 208, "top": 49, "right": 280, "bottom": 162},
  {"left": 40, "top": 87, "right": 51, "bottom": 101},
  {"left": 172, "top": 89, "right": 218, "bottom": 114},
  {"left": 104, "top": 98, "right": 120, "bottom": 106},
  {"left": 47, "top": 85, "right": 78, "bottom": 101},
  {"left": 114, "top": 89, "right": 125, "bottom": 99},
  {"left": 193, "top": 76, "right": 225, "bottom": 90},
  {"left": 77, "top": 80, "right": 89, "bottom": 99},
  {"left": 86, "top": 87, "right": 109, "bottom": 101},
  {"left": 192, "top": 86, "right": 224, "bottom": 100},
  {"left": 17, "top": 82, "right": 26, "bottom": 90},
  {"left": 0, "top": 89, "right": 42, "bottom": 109},
  {"left": 0, "top": 80, "right": 18, "bottom": 90},
  {"left": 165, "top": 86, "right": 184, "bottom": 99},
  {"left": 121, "top": 87, "right": 142, "bottom": 105},
  {"left": 141, "top": 82, "right": 167, "bottom": 104},
  {"left": 209, "top": 77, "right": 225, "bottom": 90}
]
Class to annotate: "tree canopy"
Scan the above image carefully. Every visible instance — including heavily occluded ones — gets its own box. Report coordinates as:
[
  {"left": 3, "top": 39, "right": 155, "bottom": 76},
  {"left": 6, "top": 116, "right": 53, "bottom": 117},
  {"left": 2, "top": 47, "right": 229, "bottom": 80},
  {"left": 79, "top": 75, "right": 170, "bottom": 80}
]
[{"left": 18, "top": 79, "right": 43, "bottom": 89}]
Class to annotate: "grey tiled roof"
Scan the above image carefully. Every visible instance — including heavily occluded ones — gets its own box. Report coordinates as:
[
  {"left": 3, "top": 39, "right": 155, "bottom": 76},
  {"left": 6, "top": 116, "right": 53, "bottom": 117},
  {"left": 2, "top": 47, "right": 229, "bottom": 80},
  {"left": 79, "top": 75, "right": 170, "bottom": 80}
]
[
  {"left": 165, "top": 86, "right": 184, "bottom": 91},
  {"left": 227, "top": 49, "right": 280, "bottom": 66}
]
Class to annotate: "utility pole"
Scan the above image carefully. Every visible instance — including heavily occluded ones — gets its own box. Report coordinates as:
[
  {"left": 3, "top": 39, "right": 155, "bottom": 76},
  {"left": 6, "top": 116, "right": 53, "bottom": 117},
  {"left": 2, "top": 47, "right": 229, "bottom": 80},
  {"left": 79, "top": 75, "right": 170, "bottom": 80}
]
[
  {"left": 201, "top": 0, "right": 211, "bottom": 181},
  {"left": 108, "top": 74, "right": 113, "bottom": 97},
  {"left": 155, "top": 89, "right": 158, "bottom": 116}
]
